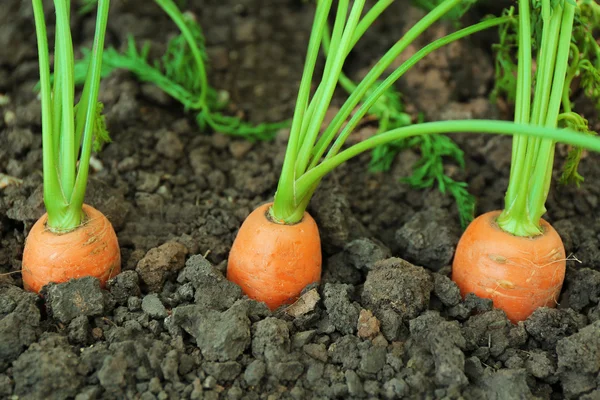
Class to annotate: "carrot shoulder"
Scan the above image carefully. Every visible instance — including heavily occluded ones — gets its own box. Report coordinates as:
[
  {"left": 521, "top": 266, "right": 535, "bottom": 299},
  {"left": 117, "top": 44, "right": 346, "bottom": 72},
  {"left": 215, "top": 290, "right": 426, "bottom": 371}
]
[
  {"left": 452, "top": 211, "right": 566, "bottom": 323},
  {"left": 22, "top": 204, "right": 121, "bottom": 293},
  {"left": 227, "top": 203, "right": 322, "bottom": 310}
]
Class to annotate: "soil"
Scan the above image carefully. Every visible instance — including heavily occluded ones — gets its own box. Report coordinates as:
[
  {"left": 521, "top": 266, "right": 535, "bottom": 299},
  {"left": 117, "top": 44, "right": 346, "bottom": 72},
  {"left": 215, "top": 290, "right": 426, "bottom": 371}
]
[{"left": 1, "top": 1, "right": 600, "bottom": 399}]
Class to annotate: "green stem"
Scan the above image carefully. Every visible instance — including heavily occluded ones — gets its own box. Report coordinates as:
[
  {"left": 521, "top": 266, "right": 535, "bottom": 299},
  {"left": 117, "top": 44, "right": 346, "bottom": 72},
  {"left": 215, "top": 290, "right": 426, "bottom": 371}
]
[
  {"left": 56, "top": 0, "right": 76, "bottom": 203},
  {"left": 502, "top": 0, "right": 531, "bottom": 207},
  {"left": 524, "top": 2, "right": 563, "bottom": 166},
  {"left": 321, "top": 23, "right": 358, "bottom": 94},
  {"left": 295, "top": 1, "right": 349, "bottom": 166},
  {"left": 561, "top": 44, "right": 580, "bottom": 115},
  {"left": 155, "top": 0, "right": 209, "bottom": 109},
  {"left": 327, "top": 16, "right": 510, "bottom": 162},
  {"left": 308, "top": 0, "right": 463, "bottom": 173},
  {"left": 527, "top": 1, "right": 576, "bottom": 228},
  {"left": 32, "top": 0, "right": 63, "bottom": 223},
  {"left": 69, "top": 0, "right": 111, "bottom": 223},
  {"left": 295, "top": 120, "right": 600, "bottom": 206},
  {"left": 529, "top": 3, "right": 563, "bottom": 126},
  {"left": 498, "top": 0, "right": 576, "bottom": 237},
  {"left": 294, "top": 0, "right": 366, "bottom": 178},
  {"left": 52, "top": 19, "right": 63, "bottom": 160},
  {"left": 271, "top": 0, "right": 333, "bottom": 221},
  {"left": 497, "top": 0, "right": 536, "bottom": 235},
  {"left": 321, "top": 0, "right": 395, "bottom": 95}
]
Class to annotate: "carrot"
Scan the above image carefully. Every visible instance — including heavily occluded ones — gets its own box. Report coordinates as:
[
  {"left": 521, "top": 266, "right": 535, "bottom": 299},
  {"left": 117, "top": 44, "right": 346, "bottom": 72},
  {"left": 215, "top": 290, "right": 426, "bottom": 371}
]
[
  {"left": 452, "top": 0, "right": 600, "bottom": 321},
  {"left": 452, "top": 211, "right": 565, "bottom": 323},
  {"left": 23, "top": 0, "right": 119, "bottom": 292},
  {"left": 225, "top": 0, "right": 600, "bottom": 310},
  {"left": 227, "top": 203, "right": 321, "bottom": 310},
  {"left": 22, "top": 204, "right": 121, "bottom": 293}
]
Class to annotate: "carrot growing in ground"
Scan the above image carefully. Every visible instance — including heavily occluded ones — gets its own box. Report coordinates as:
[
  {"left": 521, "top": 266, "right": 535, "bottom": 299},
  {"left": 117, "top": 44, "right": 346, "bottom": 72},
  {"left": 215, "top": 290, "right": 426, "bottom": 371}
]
[
  {"left": 22, "top": 0, "right": 120, "bottom": 293},
  {"left": 453, "top": 0, "right": 600, "bottom": 322},
  {"left": 226, "top": 0, "right": 600, "bottom": 310}
]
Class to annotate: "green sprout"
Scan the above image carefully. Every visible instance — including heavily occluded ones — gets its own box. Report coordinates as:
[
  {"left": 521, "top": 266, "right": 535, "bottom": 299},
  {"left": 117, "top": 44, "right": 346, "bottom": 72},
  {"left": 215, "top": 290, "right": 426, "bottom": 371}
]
[
  {"left": 33, "top": 0, "right": 110, "bottom": 231},
  {"left": 492, "top": 0, "right": 600, "bottom": 237}
]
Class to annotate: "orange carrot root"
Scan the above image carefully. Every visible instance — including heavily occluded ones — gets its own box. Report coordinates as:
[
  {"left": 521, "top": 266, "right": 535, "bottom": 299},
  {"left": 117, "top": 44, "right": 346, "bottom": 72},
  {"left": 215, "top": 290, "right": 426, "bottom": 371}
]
[
  {"left": 227, "top": 202, "right": 322, "bottom": 310},
  {"left": 452, "top": 210, "right": 566, "bottom": 323},
  {"left": 22, "top": 204, "right": 121, "bottom": 293}
]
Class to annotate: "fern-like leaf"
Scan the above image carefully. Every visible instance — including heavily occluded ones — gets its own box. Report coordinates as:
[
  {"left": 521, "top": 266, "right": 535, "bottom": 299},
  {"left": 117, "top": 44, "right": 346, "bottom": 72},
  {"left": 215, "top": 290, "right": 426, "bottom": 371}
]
[
  {"left": 92, "top": 102, "right": 111, "bottom": 152},
  {"left": 579, "top": 60, "right": 600, "bottom": 111},
  {"left": 360, "top": 82, "right": 474, "bottom": 227},
  {"left": 65, "top": 4, "right": 289, "bottom": 141},
  {"left": 558, "top": 112, "right": 597, "bottom": 186},
  {"left": 368, "top": 84, "right": 413, "bottom": 172}
]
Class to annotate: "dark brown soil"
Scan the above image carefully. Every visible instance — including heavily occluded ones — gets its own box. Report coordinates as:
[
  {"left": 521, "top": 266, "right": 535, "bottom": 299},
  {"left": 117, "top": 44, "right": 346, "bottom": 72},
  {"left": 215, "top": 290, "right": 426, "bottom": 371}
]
[{"left": 1, "top": 1, "right": 600, "bottom": 399}]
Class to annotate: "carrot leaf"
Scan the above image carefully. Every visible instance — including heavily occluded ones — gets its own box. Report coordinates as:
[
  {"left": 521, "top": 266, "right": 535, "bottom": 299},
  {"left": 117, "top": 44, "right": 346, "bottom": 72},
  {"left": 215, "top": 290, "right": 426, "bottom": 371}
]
[
  {"left": 69, "top": 2, "right": 289, "bottom": 141},
  {"left": 579, "top": 59, "right": 600, "bottom": 111},
  {"left": 398, "top": 134, "right": 474, "bottom": 228},
  {"left": 362, "top": 87, "right": 475, "bottom": 227},
  {"left": 367, "top": 85, "right": 413, "bottom": 172},
  {"left": 558, "top": 112, "right": 597, "bottom": 186},
  {"left": 92, "top": 102, "right": 111, "bottom": 152}
]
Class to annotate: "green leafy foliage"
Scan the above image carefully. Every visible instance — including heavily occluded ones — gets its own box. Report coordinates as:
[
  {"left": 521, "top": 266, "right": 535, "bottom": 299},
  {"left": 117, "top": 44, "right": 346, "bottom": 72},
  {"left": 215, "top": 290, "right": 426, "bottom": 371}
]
[
  {"left": 368, "top": 85, "right": 412, "bottom": 171},
  {"left": 580, "top": 60, "right": 600, "bottom": 110},
  {"left": 558, "top": 112, "right": 597, "bottom": 186},
  {"left": 162, "top": 12, "right": 209, "bottom": 99},
  {"left": 92, "top": 102, "right": 111, "bottom": 152},
  {"left": 71, "top": 5, "right": 288, "bottom": 141},
  {"left": 573, "top": 1, "right": 600, "bottom": 111},
  {"left": 492, "top": 0, "right": 600, "bottom": 188},
  {"left": 400, "top": 134, "right": 475, "bottom": 228},
  {"left": 365, "top": 84, "right": 475, "bottom": 228}
]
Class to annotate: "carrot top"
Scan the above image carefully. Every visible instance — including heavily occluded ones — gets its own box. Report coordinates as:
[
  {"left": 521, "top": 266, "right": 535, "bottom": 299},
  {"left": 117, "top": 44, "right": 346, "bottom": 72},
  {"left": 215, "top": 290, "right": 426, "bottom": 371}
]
[
  {"left": 33, "top": 0, "right": 111, "bottom": 232},
  {"left": 320, "top": 9, "right": 476, "bottom": 229},
  {"left": 270, "top": 0, "right": 600, "bottom": 226},
  {"left": 270, "top": 0, "right": 507, "bottom": 224},
  {"left": 495, "top": 0, "right": 600, "bottom": 237}
]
